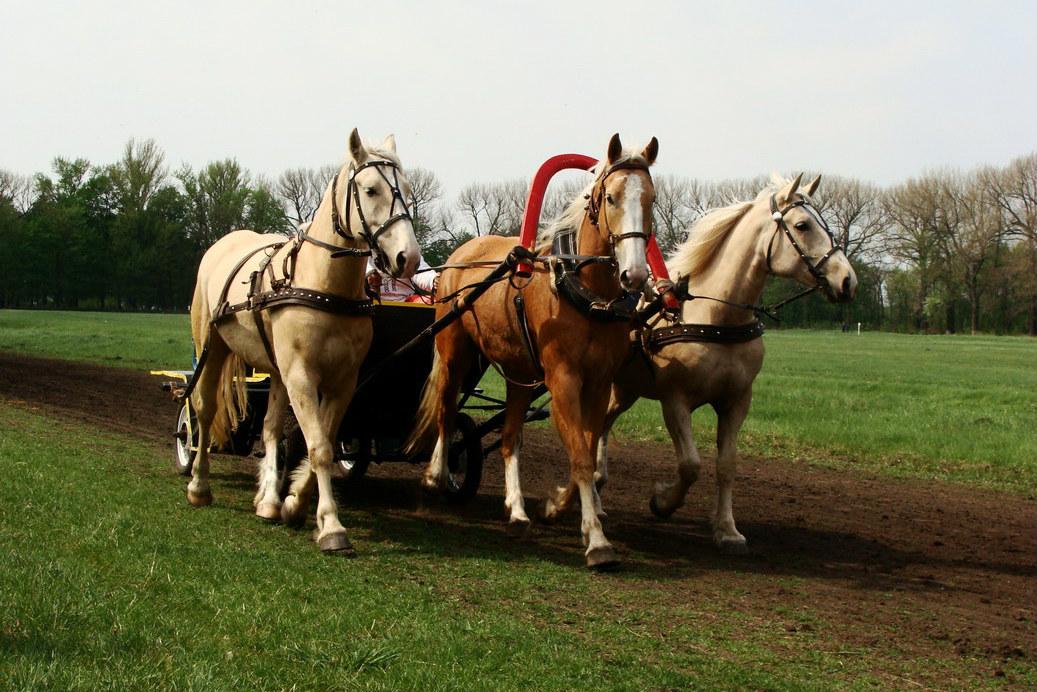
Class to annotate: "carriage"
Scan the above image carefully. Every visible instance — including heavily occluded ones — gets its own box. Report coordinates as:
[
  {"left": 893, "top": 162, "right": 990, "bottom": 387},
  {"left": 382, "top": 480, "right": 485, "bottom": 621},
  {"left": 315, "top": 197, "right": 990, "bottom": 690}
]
[{"left": 152, "top": 300, "right": 551, "bottom": 503}]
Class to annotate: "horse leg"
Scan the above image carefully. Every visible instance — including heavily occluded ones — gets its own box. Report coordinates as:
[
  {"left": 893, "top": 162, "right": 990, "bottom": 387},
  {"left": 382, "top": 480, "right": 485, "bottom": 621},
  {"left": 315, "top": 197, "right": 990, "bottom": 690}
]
[
  {"left": 501, "top": 383, "right": 535, "bottom": 535},
  {"left": 546, "top": 370, "right": 618, "bottom": 569},
  {"left": 186, "top": 338, "right": 229, "bottom": 507},
  {"left": 649, "top": 392, "right": 702, "bottom": 519},
  {"left": 712, "top": 394, "right": 751, "bottom": 553},
  {"left": 595, "top": 383, "right": 638, "bottom": 497},
  {"left": 421, "top": 328, "right": 474, "bottom": 493},
  {"left": 253, "top": 372, "right": 288, "bottom": 521},
  {"left": 281, "top": 373, "right": 355, "bottom": 554},
  {"left": 546, "top": 381, "right": 633, "bottom": 523}
]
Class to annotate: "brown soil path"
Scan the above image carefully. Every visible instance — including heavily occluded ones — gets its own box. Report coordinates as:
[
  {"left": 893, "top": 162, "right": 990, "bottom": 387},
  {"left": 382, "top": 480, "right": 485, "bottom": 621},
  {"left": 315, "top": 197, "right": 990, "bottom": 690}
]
[{"left": 2, "top": 351, "right": 1034, "bottom": 685}]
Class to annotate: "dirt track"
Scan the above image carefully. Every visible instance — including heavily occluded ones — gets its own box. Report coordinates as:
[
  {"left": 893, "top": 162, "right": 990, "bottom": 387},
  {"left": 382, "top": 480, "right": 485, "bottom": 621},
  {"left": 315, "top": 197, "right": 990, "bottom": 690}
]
[{"left": 1, "top": 351, "right": 1034, "bottom": 683}]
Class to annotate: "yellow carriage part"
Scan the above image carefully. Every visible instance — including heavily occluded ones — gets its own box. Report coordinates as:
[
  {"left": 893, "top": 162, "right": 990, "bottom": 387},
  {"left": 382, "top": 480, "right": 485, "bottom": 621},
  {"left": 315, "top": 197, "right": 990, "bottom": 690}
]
[{"left": 148, "top": 369, "right": 271, "bottom": 384}]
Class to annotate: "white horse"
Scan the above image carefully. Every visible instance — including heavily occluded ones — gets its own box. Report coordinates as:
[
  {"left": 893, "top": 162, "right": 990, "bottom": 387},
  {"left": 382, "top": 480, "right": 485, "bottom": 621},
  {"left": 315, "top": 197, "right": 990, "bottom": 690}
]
[
  {"left": 187, "top": 129, "right": 420, "bottom": 554},
  {"left": 598, "top": 174, "right": 858, "bottom": 552}
]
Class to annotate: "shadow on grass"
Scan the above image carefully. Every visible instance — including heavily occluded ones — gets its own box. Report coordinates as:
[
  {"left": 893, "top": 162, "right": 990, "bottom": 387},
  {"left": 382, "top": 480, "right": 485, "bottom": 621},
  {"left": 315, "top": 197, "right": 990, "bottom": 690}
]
[{"left": 276, "top": 472, "right": 1036, "bottom": 595}]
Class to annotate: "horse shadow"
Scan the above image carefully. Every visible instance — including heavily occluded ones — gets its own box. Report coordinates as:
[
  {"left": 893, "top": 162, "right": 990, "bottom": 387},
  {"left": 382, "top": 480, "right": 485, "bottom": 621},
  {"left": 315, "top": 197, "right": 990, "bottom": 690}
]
[{"left": 316, "top": 472, "right": 1032, "bottom": 595}]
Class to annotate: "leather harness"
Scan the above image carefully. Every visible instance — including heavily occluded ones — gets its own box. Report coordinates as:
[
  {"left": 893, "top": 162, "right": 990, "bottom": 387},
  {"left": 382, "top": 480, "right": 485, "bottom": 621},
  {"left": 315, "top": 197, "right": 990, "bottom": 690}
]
[
  {"left": 210, "top": 233, "right": 374, "bottom": 371},
  {"left": 179, "top": 160, "right": 411, "bottom": 400},
  {"left": 641, "top": 191, "right": 841, "bottom": 351},
  {"left": 509, "top": 159, "right": 654, "bottom": 378}
]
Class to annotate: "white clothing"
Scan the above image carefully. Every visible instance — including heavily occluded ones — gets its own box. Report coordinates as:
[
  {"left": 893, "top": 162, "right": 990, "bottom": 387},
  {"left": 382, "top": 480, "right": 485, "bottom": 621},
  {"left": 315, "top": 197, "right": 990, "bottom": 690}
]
[{"left": 367, "top": 256, "right": 436, "bottom": 301}]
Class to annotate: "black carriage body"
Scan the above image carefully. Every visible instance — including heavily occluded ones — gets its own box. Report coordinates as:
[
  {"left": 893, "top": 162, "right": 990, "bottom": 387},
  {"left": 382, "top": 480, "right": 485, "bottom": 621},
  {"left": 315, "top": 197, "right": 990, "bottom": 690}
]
[{"left": 338, "top": 301, "right": 436, "bottom": 443}]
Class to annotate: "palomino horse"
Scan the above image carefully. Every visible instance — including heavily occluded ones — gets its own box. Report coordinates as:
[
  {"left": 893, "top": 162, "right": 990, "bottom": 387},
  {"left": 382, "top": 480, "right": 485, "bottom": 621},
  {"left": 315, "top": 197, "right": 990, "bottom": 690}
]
[
  {"left": 597, "top": 173, "right": 857, "bottom": 552},
  {"left": 187, "top": 129, "right": 420, "bottom": 554},
  {"left": 407, "top": 134, "right": 658, "bottom": 569}
]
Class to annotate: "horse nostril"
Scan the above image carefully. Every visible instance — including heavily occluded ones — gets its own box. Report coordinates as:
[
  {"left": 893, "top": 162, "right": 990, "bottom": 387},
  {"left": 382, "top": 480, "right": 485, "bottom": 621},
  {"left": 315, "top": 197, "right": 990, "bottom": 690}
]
[
  {"left": 620, "top": 270, "right": 632, "bottom": 289},
  {"left": 395, "top": 251, "right": 407, "bottom": 277},
  {"left": 841, "top": 275, "right": 851, "bottom": 298}
]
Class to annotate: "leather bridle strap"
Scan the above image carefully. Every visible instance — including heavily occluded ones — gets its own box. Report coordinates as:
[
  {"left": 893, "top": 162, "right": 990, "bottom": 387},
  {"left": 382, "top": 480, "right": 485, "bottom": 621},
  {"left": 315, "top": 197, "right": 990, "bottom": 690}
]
[
  {"left": 331, "top": 159, "right": 413, "bottom": 271},
  {"left": 766, "top": 194, "right": 841, "bottom": 288},
  {"left": 586, "top": 160, "right": 652, "bottom": 251},
  {"left": 297, "top": 228, "right": 371, "bottom": 258}
]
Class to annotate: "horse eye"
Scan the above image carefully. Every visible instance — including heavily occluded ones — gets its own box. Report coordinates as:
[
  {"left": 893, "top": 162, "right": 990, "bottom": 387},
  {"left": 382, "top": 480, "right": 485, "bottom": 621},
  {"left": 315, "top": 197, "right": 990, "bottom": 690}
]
[
  {"left": 794, "top": 221, "right": 810, "bottom": 231},
  {"left": 364, "top": 187, "right": 377, "bottom": 197},
  {"left": 606, "top": 194, "right": 615, "bottom": 205}
]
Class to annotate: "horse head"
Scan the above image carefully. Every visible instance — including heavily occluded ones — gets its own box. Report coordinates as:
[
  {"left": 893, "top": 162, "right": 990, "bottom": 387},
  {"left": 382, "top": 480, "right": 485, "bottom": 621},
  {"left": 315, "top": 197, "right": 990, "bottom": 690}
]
[
  {"left": 589, "top": 133, "right": 659, "bottom": 291},
  {"left": 763, "top": 173, "right": 857, "bottom": 303},
  {"left": 338, "top": 128, "right": 421, "bottom": 278}
]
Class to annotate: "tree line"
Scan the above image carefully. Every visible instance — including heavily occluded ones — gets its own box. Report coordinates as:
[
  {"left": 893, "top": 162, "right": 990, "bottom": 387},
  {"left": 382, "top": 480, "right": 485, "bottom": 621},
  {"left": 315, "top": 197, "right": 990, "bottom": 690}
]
[{"left": 1, "top": 139, "right": 1034, "bottom": 334}]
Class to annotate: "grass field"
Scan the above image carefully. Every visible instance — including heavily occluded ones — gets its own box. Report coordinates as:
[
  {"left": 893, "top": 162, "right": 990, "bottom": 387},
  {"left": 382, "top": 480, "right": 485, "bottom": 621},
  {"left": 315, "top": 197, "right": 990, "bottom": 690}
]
[
  {"left": 3, "top": 404, "right": 1031, "bottom": 690},
  {"left": 1, "top": 309, "right": 1034, "bottom": 493}
]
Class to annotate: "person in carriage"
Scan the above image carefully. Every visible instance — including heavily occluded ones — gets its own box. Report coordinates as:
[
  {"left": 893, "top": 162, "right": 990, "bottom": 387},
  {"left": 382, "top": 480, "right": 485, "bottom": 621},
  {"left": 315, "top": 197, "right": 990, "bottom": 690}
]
[{"left": 366, "top": 255, "right": 436, "bottom": 303}]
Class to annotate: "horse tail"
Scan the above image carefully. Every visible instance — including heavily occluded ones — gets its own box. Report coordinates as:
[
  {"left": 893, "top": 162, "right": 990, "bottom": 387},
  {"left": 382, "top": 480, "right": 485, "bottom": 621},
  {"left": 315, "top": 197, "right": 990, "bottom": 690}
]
[
  {"left": 210, "top": 352, "right": 248, "bottom": 449},
  {"left": 189, "top": 275, "right": 211, "bottom": 357},
  {"left": 405, "top": 348, "right": 442, "bottom": 455}
]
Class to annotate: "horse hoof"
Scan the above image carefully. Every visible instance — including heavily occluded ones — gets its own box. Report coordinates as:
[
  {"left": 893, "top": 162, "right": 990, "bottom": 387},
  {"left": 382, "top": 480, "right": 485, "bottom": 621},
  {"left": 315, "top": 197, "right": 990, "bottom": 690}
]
[
  {"left": 420, "top": 475, "right": 443, "bottom": 494},
  {"left": 717, "top": 537, "right": 748, "bottom": 555},
  {"left": 187, "top": 489, "right": 213, "bottom": 507},
  {"left": 255, "top": 502, "right": 281, "bottom": 522},
  {"left": 648, "top": 495, "right": 675, "bottom": 519},
  {"left": 586, "top": 545, "right": 620, "bottom": 571},
  {"left": 506, "top": 517, "right": 532, "bottom": 538},
  {"left": 318, "top": 532, "right": 356, "bottom": 557},
  {"left": 540, "top": 498, "right": 561, "bottom": 524},
  {"left": 281, "top": 500, "right": 306, "bottom": 529}
]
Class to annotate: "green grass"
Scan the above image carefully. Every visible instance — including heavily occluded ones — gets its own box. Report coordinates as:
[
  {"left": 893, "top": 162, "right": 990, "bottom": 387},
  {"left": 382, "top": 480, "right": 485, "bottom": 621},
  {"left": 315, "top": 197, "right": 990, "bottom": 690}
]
[
  {"left": 0, "top": 309, "right": 191, "bottom": 370},
  {"left": 609, "top": 330, "right": 1037, "bottom": 494},
  {"left": 1, "top": 309, "right": 1035, "bottom": 493},
  {"left": 2, "top": 404, "right": 1031, "bottom": 690}
]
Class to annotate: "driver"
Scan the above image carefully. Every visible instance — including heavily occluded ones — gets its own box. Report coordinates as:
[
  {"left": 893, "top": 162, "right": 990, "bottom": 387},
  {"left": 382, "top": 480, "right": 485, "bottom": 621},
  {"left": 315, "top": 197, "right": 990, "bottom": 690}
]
[{"left": 366, "top": 254, "right": 436, "bottom": 303}]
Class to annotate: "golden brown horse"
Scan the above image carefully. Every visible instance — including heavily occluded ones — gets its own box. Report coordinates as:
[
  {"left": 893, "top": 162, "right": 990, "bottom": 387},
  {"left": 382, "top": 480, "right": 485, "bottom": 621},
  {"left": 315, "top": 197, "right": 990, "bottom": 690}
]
[
  {"left": 408, "top": 134, "right": 658, "bottom": 569},
  {"left": 187, "top": 129, "right": 420, "bottom": 555}
]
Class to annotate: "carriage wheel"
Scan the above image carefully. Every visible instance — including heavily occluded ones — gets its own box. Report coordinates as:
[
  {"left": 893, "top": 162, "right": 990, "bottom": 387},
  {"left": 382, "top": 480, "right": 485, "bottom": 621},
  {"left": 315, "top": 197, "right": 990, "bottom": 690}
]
[
  {"left": 444, "top": 413, "right": 483, "bottom": 504},
  {"left": 335, "top": 438, "right": 371, "bottom": 483},
  {"left": 278, "top": 415, "right": 370, "bottom": 499},
  {"left": 173, "top": 401, "right": 198, "bottom": 477}
]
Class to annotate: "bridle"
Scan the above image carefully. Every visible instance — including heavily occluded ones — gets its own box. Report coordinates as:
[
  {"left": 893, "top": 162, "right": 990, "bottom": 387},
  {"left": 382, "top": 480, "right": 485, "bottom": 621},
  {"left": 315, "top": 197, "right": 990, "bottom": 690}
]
[
  {"left": 329, "top": 159, "right": 413, "bottom": 274},
  {"left": 585, "top": 160, "right": 654, "bottom": 258},
  {"left": 766, "top": 194, "right": 842, "bottom": 297}
]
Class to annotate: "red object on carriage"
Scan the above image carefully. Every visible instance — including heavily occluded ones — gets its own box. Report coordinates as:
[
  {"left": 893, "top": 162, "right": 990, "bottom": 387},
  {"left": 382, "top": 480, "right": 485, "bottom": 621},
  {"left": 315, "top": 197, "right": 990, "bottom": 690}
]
[{"left": 157, "top": 149, "right": 660, "bottom": 505}]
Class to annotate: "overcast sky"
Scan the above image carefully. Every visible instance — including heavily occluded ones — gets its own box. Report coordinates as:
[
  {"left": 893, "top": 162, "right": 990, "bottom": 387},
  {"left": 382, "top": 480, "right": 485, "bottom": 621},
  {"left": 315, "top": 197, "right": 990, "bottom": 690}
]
[{"left": 2, "top": 1, "right": 1035, "bottom": 199}]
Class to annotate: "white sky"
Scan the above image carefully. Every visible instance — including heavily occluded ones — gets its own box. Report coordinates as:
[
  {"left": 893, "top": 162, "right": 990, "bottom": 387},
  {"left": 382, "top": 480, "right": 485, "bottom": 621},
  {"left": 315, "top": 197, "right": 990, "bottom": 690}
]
[{"left": 1, "top": 1, "right": 1035, "bottom": 199}]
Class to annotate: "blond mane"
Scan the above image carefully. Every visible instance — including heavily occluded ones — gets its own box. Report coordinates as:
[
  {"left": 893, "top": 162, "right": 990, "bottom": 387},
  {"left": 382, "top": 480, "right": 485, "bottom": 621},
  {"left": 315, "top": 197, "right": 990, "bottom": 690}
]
[{"left": 666, "top": 174, "right": 806, "bottom": 279}]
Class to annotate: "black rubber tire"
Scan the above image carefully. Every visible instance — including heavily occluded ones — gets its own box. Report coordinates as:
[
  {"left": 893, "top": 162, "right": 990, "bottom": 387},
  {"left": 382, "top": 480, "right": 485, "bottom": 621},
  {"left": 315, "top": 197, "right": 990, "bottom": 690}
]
[
  {"left": 279, "top": 415, "right": 370, "bottom": 499},
  {"left": 444, "top": 413, "right": 483, "bottom": 504},
  {"left": 335, "top": 438, "right": 371, "bottom": 484},
  {"left": 173, "top": 401, "right": 197, "bottom": 477},
  {"left": 278, "top": 414, "right": 304, "bottom": 500}
]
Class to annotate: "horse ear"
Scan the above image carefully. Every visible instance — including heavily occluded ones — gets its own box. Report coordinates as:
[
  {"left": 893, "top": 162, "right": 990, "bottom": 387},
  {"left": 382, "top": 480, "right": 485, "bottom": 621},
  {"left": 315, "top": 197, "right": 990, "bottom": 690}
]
[
  {"left": 641, "top": 137, "right": 659, "bottom": 166},
  {"left": 380, "top": 134, "right": 397, "bottom": 154},
  {"left": 348, "top": 128, "right": 367, "bottom": 164},
  {"left": 805, "top": 173, "right": 821, "bottom": 197},
  {"left": 781, "top": 172, "right": 804, "bottom": 202},
  {"left": 607, "top": 133, "right": 623, "bottom": 164}
]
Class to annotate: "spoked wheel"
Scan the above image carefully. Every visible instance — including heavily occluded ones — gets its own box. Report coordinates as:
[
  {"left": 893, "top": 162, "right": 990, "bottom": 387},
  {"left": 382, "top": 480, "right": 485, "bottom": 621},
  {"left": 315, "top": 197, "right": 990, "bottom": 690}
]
[
  {"left": 278, "top": 416, "right": 370, "bottom": 500},
  {"left": 173, "top": 401, "right": 198, "bottom": 476},
  {"left": 444, "top": 413, "right": 483, "bottom": 504},
  {"left": 335, "top": 438, "right": 371, "bottom": 483}
]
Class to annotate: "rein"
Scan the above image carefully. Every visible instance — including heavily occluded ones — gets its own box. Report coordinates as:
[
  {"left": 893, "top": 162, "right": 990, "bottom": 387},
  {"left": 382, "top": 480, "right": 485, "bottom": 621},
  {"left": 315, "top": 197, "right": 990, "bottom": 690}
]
[
  {"left": 179, "top": 163, "right": 400, "bottom": 401},
  {"left": 639, "top": 193, "right": 843, "bottom": 349}
]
